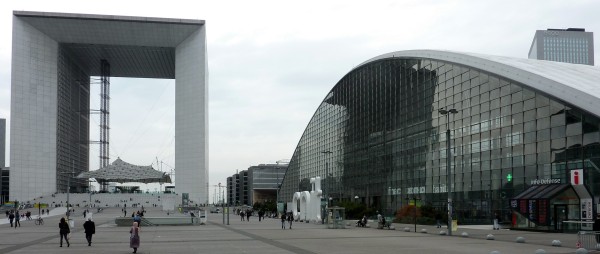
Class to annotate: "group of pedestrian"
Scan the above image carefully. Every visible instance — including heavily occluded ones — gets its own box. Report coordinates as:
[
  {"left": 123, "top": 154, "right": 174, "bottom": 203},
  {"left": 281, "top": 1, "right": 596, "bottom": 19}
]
[
  {"left": 239, "top": 209, "right": 252, "bottom": 221},
  {"left": 280, "top": 212, "right": 293, "bottom": 229},
  {"left": 55, "top": 213, "right": 139, "bottom": 253},
  {"left": 7, "top": 210, "right": 21, "bottom": 228},
  {"left": 58, "top": 217, "right": 95, "bottom": 248}
]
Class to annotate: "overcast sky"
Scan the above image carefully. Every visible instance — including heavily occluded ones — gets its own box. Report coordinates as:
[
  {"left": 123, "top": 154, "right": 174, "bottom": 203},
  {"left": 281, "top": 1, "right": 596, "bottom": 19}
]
[{"left": 1, "top": 0, "right": 599, "bottom": 200}]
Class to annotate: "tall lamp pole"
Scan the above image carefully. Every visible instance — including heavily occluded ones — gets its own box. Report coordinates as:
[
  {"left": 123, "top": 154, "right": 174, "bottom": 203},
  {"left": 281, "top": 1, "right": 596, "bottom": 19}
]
[
  {"left": 439, "top": 108, "right": 458, "bottom": 236},
  {"left": 62, "top": 160, "right": 76, "bottom": 221},
  {"left": 405, "top": 197, "right": 420, "bottom": 232},
  {"left": 321, "top": 151, "right": 333, "bottom": 207}
]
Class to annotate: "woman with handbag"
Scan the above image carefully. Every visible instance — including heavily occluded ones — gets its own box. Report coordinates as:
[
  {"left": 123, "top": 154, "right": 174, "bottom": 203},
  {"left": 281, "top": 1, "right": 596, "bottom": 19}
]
[
  {"left": 130, "top": 221, "right": 140, "bottom": 253},
  {"left": 58, "top": 217, "right": 70, "bottom": 247}
]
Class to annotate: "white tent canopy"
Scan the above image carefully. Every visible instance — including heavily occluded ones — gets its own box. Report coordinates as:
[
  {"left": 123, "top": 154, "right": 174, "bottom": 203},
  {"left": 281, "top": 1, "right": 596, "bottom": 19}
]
[{"left": 77, "top": 158, "right": 172, "bottom": 184}]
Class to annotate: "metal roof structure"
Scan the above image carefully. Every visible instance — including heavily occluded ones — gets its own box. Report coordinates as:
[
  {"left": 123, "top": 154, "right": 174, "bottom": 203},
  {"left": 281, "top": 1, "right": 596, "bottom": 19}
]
[
  {"left": 76, "top": 158, "right": 172, "bottom": 184},
  {"left": 358, "top": 50, "right": 600, "bottom": 117}
]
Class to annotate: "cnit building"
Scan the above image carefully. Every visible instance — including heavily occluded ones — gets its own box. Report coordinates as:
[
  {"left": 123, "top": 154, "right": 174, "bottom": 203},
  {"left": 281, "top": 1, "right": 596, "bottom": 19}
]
[{"left": 278, "top": 50, "right": 600, "bottom": 231}]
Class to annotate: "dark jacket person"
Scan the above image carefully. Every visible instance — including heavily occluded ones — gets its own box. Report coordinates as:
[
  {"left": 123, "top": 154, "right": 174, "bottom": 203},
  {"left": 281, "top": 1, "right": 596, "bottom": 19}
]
[
  {"left": 59, "top": 217, "right": 70, "bottom": 247},
  {"left": 83, "top": 218, "right": 96, "bottom": 246}
]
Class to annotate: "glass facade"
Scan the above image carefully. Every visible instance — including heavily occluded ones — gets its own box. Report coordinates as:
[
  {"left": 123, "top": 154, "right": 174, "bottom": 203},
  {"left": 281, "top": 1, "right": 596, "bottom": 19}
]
[{"left": 279, "top": 56, "right": 600, "bottom": 227}]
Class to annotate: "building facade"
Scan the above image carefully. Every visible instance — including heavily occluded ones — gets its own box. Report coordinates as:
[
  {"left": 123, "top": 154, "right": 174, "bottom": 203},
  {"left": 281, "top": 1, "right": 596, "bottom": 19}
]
[
  {"left": 279, "top": 50, "right": 600, "bottom": 231},
  {"left": 0, "top": 119, "right": 5, "bottom": 204},
  {"left": 10, "top": 11, "right": 208, "bottom": 203},
  {"left": 528, "top": 28, "right": 594, "bottom": 65},
  {"left": 227, "top": 163, "right": 287, "bottom": 206}
]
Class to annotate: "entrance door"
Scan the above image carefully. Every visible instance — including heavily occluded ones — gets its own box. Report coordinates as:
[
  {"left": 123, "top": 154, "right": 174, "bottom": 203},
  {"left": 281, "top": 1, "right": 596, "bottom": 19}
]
[{"left": 554, "top": 205, "right": 568, "bottom": 232}]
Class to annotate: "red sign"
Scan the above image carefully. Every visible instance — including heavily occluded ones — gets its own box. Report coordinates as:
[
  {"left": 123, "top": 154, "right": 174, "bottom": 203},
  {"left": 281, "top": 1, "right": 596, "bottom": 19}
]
[{"left": 571, "top": 169, "right": 583, "bottom": 185}]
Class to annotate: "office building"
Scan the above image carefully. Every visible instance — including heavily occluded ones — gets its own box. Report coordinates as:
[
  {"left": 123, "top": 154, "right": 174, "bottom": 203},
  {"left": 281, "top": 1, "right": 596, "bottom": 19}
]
[
  {"left": 227, "top": 162, "right": 287, "bottom": 206},
  {"left": 528, "top": 28, "right": 594, "bottom": 65}
]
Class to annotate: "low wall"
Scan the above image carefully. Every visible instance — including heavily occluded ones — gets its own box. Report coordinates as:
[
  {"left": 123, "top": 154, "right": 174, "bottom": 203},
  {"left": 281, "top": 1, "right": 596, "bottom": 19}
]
[{"left": 115, "top": 216, "right": 202, "bottom": 226}]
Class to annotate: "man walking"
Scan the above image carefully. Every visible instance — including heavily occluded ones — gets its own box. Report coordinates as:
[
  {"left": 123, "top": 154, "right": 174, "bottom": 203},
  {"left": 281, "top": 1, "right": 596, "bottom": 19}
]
[
  {"left": 133, "top": 213, "right": 142, "bottom": 228},
  {"left": 8, "top": 211, "right": 14, "bottom": 227},
  {"left": 83, "top": 218, "right": 95, "bottom": 246},
  {"left": 14, "top": 210, "right": 21, "bottom": 228}
]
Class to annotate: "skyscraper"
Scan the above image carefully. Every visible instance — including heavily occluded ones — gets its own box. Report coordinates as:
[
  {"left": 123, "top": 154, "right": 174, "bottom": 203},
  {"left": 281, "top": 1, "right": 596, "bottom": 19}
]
[{"left": 528, "top": 28, "right": 594, "bottom": 65}]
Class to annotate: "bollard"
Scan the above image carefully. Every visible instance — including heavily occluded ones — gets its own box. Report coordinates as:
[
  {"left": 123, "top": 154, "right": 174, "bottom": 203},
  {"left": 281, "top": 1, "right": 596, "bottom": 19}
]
[
  {"left": 551, "top": 240, "right": 561, "bottom": 247},
  {"left": 439, "top": 230, "right": 447, "bottom": 235},
  {"left": 575, "top": 248, "right": 588, "bottom": 254},
  {"left": 420, "top": 228, "right": 427, "bottom": 233},
  {"left": 515, "top": 236, "right": 525, "bottom": 243},
  {"left": 404, "top": 227, "right": 410, "bottom": 232},
  {"left": 461, "top": 232, "right": 469, "bottom": 237},
  {"left": 486, "top": 234, "right": 495, "bottom": 240},
  {"left": 534, "top": 249, "right": 546, "bottom": 254}
]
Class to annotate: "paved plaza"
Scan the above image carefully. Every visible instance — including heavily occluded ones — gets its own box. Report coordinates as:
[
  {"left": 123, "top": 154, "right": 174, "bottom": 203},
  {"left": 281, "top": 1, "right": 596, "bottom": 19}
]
[{"left": 0, "top": 207, "right": 586, "bottom": 254}]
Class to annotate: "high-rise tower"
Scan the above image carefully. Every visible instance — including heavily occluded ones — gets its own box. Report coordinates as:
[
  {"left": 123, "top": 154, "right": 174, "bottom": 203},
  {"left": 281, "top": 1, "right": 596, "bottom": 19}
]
[{"left": 528, "top": 28, "right": 594, "bottom": 65}]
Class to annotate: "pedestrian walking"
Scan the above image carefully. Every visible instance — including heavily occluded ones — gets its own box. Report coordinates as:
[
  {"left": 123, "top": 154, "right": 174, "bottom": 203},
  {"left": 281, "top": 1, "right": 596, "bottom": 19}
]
[
  {"left": 240, "top": 211, "right": 245, "bottom": 221},
  {"left": 83, "top": 218, "right": 95, "bottom": 246},
  {"left": 435, "top": 212, "right": 442, "bottom": 228},
  {"left": 130, "top": 222, "right": 140, "bottom": 253},
  {"left": 59, "top": 217, "right": 70, "bottom": 247},
  {"left": 246, "top": 209, "right": 251, "bottom": 221},
  {"left": 8, "top": 211, "right": 14, "bottom": 227},
  {"left": 287, "top": 212, "right": 293, "bottom": 229},
  {"left": 14, "top": 211, "right": 21, "bottom": 228},
  {"left": 281, "top": 213, "right": 286, "bottom": 229},
  {"left": 133, "top": 213, "right": 142, "bottom": 228}
]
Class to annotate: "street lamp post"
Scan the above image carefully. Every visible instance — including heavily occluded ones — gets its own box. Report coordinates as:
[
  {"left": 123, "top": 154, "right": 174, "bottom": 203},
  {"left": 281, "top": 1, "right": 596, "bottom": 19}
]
[
  {"left": 63, "top": 160, "right": 76, "bottom": 221},
  {"left": 439, "top": 108, "right": 458, "bottom": 236},
  {"left": 321, "top": 151, "right": 333, "bottom": 207},
  {"left": 405, "top": 196, "right": 420, "bottom": 232}
]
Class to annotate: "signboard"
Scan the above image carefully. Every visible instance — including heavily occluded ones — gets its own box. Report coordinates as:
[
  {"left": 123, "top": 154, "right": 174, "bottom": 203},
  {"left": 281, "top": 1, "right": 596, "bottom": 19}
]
[
  {"left": 581, "top": 198, "right": 593, "bottom": 220},
  {"left": 528, "top": 200, "right": 537, "bottom": 221},
  {"left": 538, "top": 200, "right": 548, "bottom": 225},
  {"left": 407, "top": 186, "right": 426, "bottom": 194},
  {"left": 530, "top": 179, "right": 561, "bottom": 185},
  {"left": 182, "top": 193, "right": 189, "bottom": 206},
  {"left": 571, "top": 169, "right": 583, "bottom": 185}
]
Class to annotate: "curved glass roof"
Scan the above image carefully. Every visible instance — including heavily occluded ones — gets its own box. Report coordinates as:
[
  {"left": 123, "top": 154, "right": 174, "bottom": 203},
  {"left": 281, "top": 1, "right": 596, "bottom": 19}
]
[{"left": 358, "top": 50, "right": 600, "bottom": 117}]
